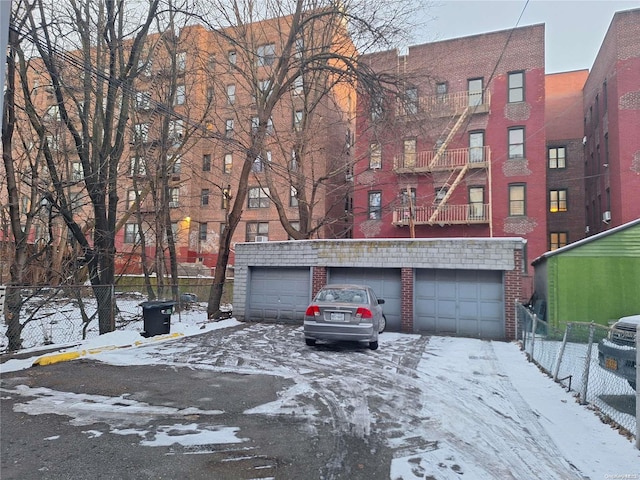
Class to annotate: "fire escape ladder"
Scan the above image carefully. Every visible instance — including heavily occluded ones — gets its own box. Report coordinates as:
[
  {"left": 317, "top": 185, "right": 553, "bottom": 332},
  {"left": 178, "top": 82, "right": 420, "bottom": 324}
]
[
  {"left": 427, "top": 163, "right": 469, "bottom": 224},
  {"left": 428, "top": 105, "right": 471, "bottom": 169}
]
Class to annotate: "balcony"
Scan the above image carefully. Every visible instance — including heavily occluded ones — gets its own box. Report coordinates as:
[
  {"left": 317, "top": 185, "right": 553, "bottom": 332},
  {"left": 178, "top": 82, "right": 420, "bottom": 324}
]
[
  {"left": 394, "top": 146, "right": 490, "bottom": 173},
  {"left": 396, "top": 90, "right": 491, "bottom": 118},
  {"left": 392, "top": 204, "right": 490, "bottom": 226}
]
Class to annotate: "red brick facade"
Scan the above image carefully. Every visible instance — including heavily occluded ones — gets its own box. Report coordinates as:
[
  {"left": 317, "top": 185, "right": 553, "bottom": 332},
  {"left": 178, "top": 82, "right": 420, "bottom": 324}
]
[
  {"left": 583, "top": 9, "right": 640, "bottom": 235},
  {"left": 354, "top": 25, "right": 547, "bottom": 298}
]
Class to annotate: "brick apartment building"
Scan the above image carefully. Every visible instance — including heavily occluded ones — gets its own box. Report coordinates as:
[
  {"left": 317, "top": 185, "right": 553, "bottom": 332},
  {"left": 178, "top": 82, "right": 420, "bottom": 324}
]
[
  {"left": 353, "top": 24, "right": 548, "bottom": 296},
  {"left": 112, "top": 18, "right": 356, "bottom": 275},
  {"left": 3, "top": 8, "right": 638, "bottom": 288},
  {"left": 582, "top": 8, "right": 640, "bottom": 236},
  {"left": 545, "top": 70, "right": 589, "bottom": 249}
]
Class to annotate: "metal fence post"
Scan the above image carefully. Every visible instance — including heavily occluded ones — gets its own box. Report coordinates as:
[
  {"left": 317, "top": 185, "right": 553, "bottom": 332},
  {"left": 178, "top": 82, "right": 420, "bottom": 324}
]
[
  {"left": 579, "top": 323, "right": 595, "bottom": 405},
  {"left": 529, "top": 313, "right": 537, "bottom": 361},
  {"left": 636, "top": 323, "right": 639, "bottom": 450},
  {"left": 553, "top": 322, "right": 570, "bottom": 382}
]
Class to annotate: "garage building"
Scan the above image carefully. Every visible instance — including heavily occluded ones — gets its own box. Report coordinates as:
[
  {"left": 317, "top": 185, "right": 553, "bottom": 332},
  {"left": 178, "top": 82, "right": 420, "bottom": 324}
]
[{"left": 233, "top": 238, "right": 524, "bottom": 340}]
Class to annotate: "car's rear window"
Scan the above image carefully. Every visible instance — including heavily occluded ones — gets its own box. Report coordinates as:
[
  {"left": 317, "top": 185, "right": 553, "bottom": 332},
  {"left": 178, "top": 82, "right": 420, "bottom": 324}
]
[{"left": 316, "top": 289, "right": 368, "bottom": 304}]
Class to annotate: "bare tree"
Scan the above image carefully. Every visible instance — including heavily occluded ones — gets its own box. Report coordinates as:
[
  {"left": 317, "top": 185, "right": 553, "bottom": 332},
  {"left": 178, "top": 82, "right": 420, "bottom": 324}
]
[
  {"left": 9, "top": 0, "right": 161, "bottom": 335},
  {"left": 190, "top": 0, "right": 418, "bottom": 318}
]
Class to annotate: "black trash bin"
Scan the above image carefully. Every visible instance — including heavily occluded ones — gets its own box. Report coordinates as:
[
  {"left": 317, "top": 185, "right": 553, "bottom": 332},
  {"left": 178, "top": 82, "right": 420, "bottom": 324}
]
[{"left": 140, "top": 301, "right": 175, "bottom": 337}]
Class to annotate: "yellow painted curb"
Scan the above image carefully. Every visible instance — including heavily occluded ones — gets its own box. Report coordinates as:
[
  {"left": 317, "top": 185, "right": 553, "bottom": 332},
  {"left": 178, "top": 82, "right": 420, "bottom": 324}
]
[
  {"left": 33, "top": 351, "right": 82, "bottom": 366},
  {"left": 32, "top": 332, "right": 185, "bottom": 367}
]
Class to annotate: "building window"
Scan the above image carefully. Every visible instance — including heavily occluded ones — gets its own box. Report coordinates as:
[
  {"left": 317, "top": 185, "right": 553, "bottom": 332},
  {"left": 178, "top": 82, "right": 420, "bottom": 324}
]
[
  {"left": 550, "top": 232, "right": 568, "bottom": 250},
  {"left": 226, "top": 84, "right": 235, "bottom": 105},
  {"left": 225, "top": 119, "right": 234, "bottom": 138},
  {"left": 175, "top": 84, "right": 186, "bottom": 105},
  {"left": 468, "top": 78, "right": 483, "bottom": 106},
  {"left": 436, "top": 82, "right": 448, "bottom": 98},
  {"left": 549, "top": 189, "right": 567, "bottom": 213},
  {"left": 177, "top": 51, "right": 186, "bottom": 72},
  {"left": 399, "top": 188, "right": 416, "bottom": 219},
  {"left": 222, "top": 187, "right": 231, "bottom": 209},
  {"left": 370, "top": 97, "right": 384, "bottom": 121},
  {"left": 548, "top": 147, "right": 566, "bottom": 169},
  {"left": 206, "top": 86, "right": 215, "bottom": 102},
  {"left": 290, "top": 150, "right": 299, "bottom": 172},
  {"left": 292, "top": 76, "right": 303, "bottom": 95},
  {"left": 124, "top": 223, "right": 139, "bottom": 244},
  {"left": 203, "top": 154, "right": 211, "bottom": 172},
  {"left": 257, "top": 44, "right": 276, "bottom": 67},
  {"left": 199, "top": 222, "right": 208, "bottom": 242},
  {"left": 246, "top": 221, "right": 268, "bottom": 242},
  {"left": 136, "top": 91, "right": 151, "bottom": 110},
  {"left": 252, "top": 150, "right": 270, "bottom": 172},
  {"left": 434, "top": 186, "right": 448, "bottom": 203},
  {"left": 508, "top": 184, "right": 526, "bottom": 216},
  {"left": 469, "top": 131, "right": 485, "bottom": 163},
  {"left": 294, "top": 110, "right": 303, "bottom": 131},
  {"left": 134, "top": 123, "right": 149, "bottom": 142},
  {"left": 289, "top": 186, "right": 299, "bottom": 207},
  {"left": 508, "top": 71, "right": 524, "bottom": 103},
  {"left": 295, "top": 38, "right": 304, "bottom": 58},
  {"left": 169, "top": 187, "right": 180, "bottom": 207},
  {"left": 369, "top": 143, "right": 382, "bottom": 169},
  {"left": 248, "top": 187, "right": 270, "bottom": 208},
  {"left": 126, "top": 190, "right": 138, "bottom": 209},
  {"left": 368, "top": 191, "right": 382, "bottom": 220},
  {"left": 469, "top": 186, "right": 485, "bottom": 218},
  {"left": 508, "top": 127, "right": 524, "bottom": 159},
  {"left": 168, "top": 120, "right": 184, "bottom": 143},
  {"left": 201, "top": 189, "right": 210, "bottom": 206},
  {"left": 71, "top": 161, "right": 83, "bottom": 181},
  {"left": 130, "top": 156, "right": 146, "bottom": 176},
  {"left": 405, "top": 87, "right": 418, "bottom": 115},
  {"left": 228, "top": 50, "right": 237, "bottom": 67},
  {"left": 224, "top": 153, "right": 232, "bottom": 174},
  {"left": 403, "top": 139, "right": 416, "bottom": 168}
]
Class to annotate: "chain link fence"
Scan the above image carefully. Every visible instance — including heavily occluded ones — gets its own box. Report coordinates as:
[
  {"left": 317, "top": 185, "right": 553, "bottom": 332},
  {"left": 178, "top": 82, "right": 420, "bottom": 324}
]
[
  {"left": 1, "top": 279, "right": 232, "bottom": 353},
  {"left": 516, "top": 302, "right": 637, "bottom": 440}
]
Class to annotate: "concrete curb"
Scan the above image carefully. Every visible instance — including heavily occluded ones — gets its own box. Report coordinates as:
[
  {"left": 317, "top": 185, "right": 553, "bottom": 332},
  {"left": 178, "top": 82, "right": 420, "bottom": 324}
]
[{"left": 32, "top": 332, "right": 185, "bottom": 367}]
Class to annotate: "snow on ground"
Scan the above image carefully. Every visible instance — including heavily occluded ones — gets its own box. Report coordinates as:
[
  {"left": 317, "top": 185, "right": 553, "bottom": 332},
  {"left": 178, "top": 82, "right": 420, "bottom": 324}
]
[{"left": 2, "top": 307, "right": 639, "bottom": 479}]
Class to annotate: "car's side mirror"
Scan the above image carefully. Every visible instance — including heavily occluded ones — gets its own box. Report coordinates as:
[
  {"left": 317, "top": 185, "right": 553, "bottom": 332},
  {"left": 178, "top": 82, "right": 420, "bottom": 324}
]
[{"left": 378, "top": 299, "right": 385, "bottom": 304}]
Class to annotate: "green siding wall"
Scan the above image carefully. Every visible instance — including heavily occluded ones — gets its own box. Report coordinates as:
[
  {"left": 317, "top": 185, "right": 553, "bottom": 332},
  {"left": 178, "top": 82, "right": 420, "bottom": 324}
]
[{"left": 546, "top": 224, "right": 640, "bottom": 327}]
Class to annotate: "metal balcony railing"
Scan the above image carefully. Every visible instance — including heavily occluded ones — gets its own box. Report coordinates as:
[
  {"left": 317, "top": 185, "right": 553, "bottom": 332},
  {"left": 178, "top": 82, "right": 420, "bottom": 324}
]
[
  {"left": 392, "top": 203, "right": 490, "bottom": 226},
  {"left": 396, "top": 90, "right": 491, "bottom": 118},
  {"left": 394, "top": 146, "right": 490, "bottom": 172}
]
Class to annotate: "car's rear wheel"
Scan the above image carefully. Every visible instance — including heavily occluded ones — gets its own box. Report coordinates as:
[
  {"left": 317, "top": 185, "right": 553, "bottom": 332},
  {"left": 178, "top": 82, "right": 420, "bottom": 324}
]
[
  {"left": 369, "top": 340, "right": 378, "bottom": 350},
  {"left": 379, "top": 315, "right": 387, "bottom": 334},
  {"left": 305, "top": 338, "right": 316, "bottom": 346}
]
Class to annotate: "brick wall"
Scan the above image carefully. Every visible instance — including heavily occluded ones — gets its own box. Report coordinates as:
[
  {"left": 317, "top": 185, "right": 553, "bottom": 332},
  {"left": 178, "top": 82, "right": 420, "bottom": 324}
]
[
  {"left": 400, "top": 268, "right": 413, "bottom": 332},
  {"left": 503, "top": 249, "right": 523, "bottom": 340}
]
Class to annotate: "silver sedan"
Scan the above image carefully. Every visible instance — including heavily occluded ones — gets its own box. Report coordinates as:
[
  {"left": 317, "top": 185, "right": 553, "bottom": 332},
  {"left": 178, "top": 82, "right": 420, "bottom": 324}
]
[{"left": 303, "top": 284, "right": 386, "bottom": 350}]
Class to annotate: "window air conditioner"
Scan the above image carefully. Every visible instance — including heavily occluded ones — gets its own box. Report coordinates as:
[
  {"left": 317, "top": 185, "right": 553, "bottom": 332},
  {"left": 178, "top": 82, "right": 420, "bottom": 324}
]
[
  {"left": 254, "top": 236, "right": 269, "bottom": 242},
  {"left": 602, "top": 211, "right": 611, "bottom": 222}
]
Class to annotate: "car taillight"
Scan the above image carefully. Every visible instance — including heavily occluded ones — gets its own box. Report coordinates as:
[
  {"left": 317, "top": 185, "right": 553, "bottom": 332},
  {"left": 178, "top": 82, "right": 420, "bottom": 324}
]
[
  {"left": 305, "top": 305, "right": 320, "bottom": 317},
  {"left": 355, "top": 307, "right": 372, "bottom": 319}
]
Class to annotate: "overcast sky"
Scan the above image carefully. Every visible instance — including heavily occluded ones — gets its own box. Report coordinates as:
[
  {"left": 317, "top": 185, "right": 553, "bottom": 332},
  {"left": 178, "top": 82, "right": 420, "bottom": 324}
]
[{"left": 416, "top": 0, "right": 640, "bottom": 73}]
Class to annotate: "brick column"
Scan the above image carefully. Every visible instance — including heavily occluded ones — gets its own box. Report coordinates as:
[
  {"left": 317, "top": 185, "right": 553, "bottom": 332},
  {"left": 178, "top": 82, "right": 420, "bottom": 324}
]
[
  {"left": 401, "top": 267, "right": 414, "bottom": 333},
  {"left": 503, "top": 249, "right": 523, "bottom": 340},
  {"left": 311, "top": 266, "right": 327, "bottom": 298}
]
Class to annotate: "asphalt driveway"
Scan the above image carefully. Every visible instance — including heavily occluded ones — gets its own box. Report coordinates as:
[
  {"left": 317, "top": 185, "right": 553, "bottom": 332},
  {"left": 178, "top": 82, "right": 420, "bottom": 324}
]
[{"left": 0, "top": 322, "right": 616, "bottom": 479}]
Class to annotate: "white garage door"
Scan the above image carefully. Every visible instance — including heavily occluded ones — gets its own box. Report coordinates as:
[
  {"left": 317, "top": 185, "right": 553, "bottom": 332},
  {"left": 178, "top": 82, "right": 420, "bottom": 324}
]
[
  {"left": 327, "top": 268, "right": 402, "bottom": 331},
  {"left": 415, "top": 269, "right": 504, "bottom": 339},
  {"left": 248, "top": 267, "right": 311, "bottom": 322}
]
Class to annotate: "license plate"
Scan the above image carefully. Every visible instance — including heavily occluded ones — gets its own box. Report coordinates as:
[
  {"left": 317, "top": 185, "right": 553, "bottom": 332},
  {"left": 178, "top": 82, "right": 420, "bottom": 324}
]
[
  {"left": 604, "top": 358, "right": 617, "bottom": 370},
  {"left": 330, "top": 312, "right": 345, "bottom": 322}
]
